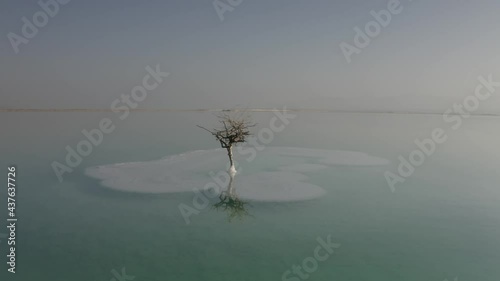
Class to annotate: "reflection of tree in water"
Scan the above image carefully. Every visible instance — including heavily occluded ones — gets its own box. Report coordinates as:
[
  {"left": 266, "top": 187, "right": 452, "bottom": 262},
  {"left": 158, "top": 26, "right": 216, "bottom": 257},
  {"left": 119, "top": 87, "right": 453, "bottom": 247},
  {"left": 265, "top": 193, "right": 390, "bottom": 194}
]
[{"left": 213, "top": 173, "right": 251, "bottom": 222}]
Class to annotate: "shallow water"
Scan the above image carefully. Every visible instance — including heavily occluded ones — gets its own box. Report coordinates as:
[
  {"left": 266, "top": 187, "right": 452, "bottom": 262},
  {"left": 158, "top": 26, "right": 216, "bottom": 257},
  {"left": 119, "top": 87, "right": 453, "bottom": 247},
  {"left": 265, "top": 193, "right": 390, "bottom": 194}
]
[{"left": 1, "top": 112, "right": 500, "bottom": 281}]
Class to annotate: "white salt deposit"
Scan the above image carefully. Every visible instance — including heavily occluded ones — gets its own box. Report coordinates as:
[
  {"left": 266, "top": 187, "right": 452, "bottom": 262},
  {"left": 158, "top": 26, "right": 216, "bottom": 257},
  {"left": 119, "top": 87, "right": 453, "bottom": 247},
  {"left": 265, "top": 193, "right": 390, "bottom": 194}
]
[{"left": 85, "top": 147, "right": 389, "bottom": 201}]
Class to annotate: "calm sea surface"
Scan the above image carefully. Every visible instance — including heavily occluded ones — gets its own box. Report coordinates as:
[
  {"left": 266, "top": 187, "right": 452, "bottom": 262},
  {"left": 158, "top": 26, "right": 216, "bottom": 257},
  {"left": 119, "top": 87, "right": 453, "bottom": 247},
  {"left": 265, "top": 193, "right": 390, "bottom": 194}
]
[{"left": 1, "top": 112, "right": 499, "bottom": 281}]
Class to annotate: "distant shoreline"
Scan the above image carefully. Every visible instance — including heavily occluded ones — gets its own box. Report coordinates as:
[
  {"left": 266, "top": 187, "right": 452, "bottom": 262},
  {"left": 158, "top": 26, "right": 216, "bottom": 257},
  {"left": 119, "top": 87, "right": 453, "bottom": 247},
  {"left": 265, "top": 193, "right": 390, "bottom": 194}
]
[{"left": 1, "top": 108, "right": 500, "bottom": 117}]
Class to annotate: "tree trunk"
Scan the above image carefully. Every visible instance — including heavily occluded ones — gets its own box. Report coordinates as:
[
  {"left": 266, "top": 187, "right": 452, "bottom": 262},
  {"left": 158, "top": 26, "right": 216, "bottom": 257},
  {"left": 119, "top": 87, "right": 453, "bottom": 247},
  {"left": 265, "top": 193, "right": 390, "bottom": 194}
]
[{"left": 227, "top": 145, "right": 236, "bottom": 175}]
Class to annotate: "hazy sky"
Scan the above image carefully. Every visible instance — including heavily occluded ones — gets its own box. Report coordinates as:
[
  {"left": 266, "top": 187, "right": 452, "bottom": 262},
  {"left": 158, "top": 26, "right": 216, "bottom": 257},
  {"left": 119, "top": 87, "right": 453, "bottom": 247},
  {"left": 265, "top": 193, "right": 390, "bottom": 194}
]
[{"left": 2, "top": 0, "right": 500, "bottom": 112}]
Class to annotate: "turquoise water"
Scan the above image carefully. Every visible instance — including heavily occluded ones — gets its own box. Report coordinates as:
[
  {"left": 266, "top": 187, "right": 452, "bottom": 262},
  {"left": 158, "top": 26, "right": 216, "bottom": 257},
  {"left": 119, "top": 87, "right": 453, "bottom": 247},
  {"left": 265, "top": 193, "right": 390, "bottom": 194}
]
[{"left": 1, "top": 112, "right": 500, "bottom": 281}]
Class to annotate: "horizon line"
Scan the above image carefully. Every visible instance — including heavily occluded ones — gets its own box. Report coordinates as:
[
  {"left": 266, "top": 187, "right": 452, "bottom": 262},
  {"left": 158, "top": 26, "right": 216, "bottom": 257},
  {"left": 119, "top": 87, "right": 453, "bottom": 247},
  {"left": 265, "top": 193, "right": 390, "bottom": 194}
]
[{"left": 1, "top": 108, "right": 500, "bottom": 116}]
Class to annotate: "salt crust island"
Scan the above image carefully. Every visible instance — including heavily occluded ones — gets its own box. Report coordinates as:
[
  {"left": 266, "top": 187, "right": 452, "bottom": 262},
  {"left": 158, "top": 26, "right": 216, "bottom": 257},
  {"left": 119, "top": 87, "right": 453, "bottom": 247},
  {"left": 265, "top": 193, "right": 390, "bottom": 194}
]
[{"left": 85, "top": 147, "right": 390, "bottom": 202}]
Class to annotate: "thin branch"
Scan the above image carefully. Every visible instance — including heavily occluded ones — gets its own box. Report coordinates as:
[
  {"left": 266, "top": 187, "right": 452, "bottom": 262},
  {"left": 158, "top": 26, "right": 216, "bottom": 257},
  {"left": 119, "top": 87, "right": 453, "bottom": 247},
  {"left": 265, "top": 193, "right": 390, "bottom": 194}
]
[{"left": 196, "top": 125, "right": 216, "bottom": 135}]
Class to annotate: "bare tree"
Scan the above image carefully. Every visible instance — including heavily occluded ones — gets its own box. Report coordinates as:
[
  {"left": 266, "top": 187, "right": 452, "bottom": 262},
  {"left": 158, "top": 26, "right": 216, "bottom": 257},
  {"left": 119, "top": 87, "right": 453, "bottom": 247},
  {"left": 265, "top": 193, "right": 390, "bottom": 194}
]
[{"left": 197, "top": 111, "right": 256, "bottom": 174}]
